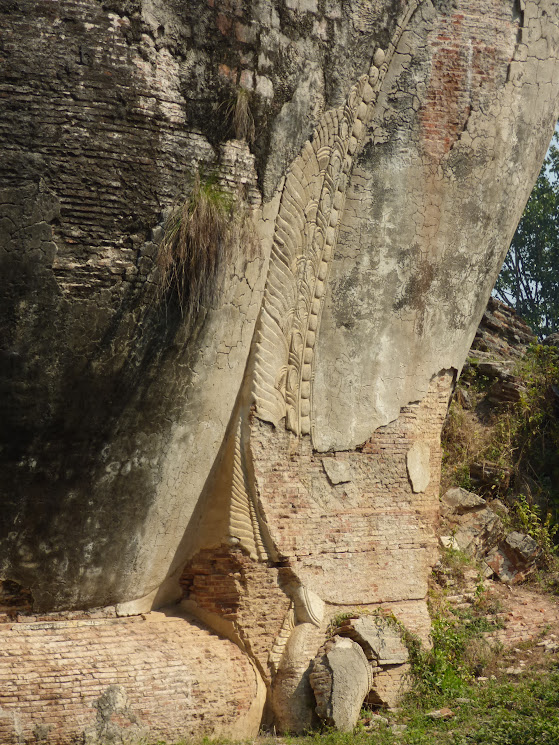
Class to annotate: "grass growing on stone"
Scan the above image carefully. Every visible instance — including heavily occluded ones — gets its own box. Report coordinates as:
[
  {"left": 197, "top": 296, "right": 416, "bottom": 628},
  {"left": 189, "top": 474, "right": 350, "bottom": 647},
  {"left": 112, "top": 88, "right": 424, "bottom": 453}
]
[
  {"left": 156, "top": 171, "right": 259, "bottom": 318},
  {"left": 156, "top": 171, "right": 234, "bottom": 317}
]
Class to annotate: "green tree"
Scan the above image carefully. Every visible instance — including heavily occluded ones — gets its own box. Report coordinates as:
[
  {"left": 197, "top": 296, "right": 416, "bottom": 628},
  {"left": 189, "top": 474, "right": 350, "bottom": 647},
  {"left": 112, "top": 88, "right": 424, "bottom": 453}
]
[{"left": 495, "top": 133, "right": 559, "bottom": 338}]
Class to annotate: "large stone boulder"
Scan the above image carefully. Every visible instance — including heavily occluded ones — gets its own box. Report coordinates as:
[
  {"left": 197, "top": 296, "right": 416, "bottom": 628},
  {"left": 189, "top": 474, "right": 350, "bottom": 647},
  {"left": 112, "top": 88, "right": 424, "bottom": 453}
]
[{"left": 310, "top": 636, "right": 374, "bottom": 732}]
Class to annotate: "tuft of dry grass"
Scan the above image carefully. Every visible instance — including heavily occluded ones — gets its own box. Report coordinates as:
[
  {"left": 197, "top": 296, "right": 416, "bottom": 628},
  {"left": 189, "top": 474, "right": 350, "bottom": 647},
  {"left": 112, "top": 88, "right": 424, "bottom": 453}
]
[
  {"left": 156, "top": 172, "right": 259, "bottom": 318},
  {"left": 440, "top": 400, "right": 492, "bottom": 493},
  {"left": 232, "top": 88, "right": 255, "bottom": 143},
  {"left": 218, "top": 87, "right": 256, "bottom": 143}
]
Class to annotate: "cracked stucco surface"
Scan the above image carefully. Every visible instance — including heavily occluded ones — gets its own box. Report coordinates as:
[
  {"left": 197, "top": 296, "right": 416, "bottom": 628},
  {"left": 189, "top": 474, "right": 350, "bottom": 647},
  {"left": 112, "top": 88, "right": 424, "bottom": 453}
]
[{"left": 313, "top": 0, "right": 559, "bottom": 451}]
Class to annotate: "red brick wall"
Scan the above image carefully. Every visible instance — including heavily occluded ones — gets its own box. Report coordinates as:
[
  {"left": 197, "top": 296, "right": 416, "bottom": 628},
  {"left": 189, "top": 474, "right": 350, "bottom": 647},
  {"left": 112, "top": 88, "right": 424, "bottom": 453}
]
[
  {"left": 0, "top": 608, "right": 260, "bottom": 744},
  {"left": 251, "top": 371, "right": 454, "bottom": 607},
  {"left": 181, "top": 547, "right": 290, "bottom": 681}
]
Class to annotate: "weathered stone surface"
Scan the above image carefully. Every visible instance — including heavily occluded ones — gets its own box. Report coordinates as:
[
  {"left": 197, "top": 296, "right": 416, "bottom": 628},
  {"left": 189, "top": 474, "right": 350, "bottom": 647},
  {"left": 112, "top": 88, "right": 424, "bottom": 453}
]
[
  {"left": 406, "top": 441, "right": 431, "bottom": 493},
  {"left": 337, "top": 616, "right": 408, "bottom": 665},
  {"left": 441, "top": 485, "right": 541, "bottom": 584},
  {"left": 322, "top": 457, "right": 353, "bottom": 485},
  {"left": 442, "top": 487, "right": 487, "bottom": 516},
  {"left": 1, "top": 0, "right": 559, "bottom": 737},
  {"left": 486, "top": 531, "right": 541, "bottom": 584},
  {"left": 0, "top": 608, "right": 265, "bottom": 744},
  {"left": 441, "top": 488, "right": 505, "bottom": 560},
  {"left": 334, "top": 616, "right": 410, "bottom": 709},
  {"left": 454, "top": 509, "right": 505, "bottom": 560},
  {"left": 310, "top": 636, "right": 373, "bottom": 732},
  {"left": 471, "top": 298, "right": 537, "bottom": 361}
]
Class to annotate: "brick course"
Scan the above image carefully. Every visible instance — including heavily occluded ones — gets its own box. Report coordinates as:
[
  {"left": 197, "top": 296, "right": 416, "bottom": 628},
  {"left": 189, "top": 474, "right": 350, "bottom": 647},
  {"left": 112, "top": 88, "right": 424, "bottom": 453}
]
[
  {"left": 0, "top": 609, "right": 260, "bottom": 744},
  {"left": 252, "top": 371, "right": 453, "bottom": 607}
]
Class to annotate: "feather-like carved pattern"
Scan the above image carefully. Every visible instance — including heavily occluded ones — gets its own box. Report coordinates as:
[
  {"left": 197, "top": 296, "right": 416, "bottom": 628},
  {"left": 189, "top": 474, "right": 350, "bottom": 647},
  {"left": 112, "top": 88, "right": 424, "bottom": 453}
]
[{"left": 252, "top": 1, "right": 423, "bottom": 437}]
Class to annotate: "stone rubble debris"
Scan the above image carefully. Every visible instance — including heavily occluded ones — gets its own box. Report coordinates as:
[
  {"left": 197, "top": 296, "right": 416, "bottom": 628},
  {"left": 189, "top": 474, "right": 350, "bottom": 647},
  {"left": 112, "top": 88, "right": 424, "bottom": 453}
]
[
  {"left": 440, "top": 487, "right": 542, "bottom": 584},
  {"left": 426, "top": 707, "right": 455, "bottom": 719},
  {"left": 469, "top": 297, "right": 536, "bottom": 361},
  {"left": 310, "top": 636, "right": 373, "bottom": 732},
  {"left": 310, "top": 616, "right": 410, "bottom": 731},
  {"left": 485, "top": 532, "right": 541, "bottom": 584}
]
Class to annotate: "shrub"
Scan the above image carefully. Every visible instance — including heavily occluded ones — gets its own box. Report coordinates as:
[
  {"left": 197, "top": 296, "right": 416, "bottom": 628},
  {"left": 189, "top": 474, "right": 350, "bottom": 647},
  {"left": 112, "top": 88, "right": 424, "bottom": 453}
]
[
  {"left": 511, "top": 494, "right": 558, "bottom": 567},
  {"left": 443, "top": 344, "right": 559, "bottom": 539}
]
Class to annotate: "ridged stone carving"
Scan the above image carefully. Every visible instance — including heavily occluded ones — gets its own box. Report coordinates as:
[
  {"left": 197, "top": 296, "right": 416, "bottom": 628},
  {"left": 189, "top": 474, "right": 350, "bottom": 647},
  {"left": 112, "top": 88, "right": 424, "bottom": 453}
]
[{"left": 252, "top": 1, "right": 423, "bottom": 440}]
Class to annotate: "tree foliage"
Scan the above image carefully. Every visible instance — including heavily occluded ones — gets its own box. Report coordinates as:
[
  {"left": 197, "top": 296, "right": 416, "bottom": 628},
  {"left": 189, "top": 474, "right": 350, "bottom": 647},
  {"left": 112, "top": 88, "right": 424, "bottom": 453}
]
[{"left": 495, "top": 133, "right": 559, "bottom": 338}]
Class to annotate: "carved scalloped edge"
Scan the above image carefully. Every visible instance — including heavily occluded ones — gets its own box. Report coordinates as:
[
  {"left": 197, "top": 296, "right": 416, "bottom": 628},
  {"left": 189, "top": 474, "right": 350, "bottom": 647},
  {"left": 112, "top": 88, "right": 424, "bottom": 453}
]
[
  {"left": 228, "top": 0, "right": 425, "bottom": 583},
  {"left": 252, "top": 0, "right": 424, "bottom": 437},
  {"left": 268, "top": 603, "right": 295, "bottom": 674},
  {"left": 229, "top": 420, "right": 271, "bottom": 561}
]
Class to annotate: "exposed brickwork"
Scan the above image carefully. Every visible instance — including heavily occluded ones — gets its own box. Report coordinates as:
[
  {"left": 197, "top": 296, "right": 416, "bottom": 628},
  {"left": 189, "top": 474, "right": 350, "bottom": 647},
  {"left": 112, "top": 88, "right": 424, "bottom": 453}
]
[
  {"left": 181, "top": 546, "right": 290, "bottom": 680},
  {"left": 0, "top": 609, "right": 260, "bottom": 744},
  {"left": 0, "top": 0, "right": 387, "bottom": 615},
  {"left": 419, "top": 0, "right": 517, "bottom": 159},
  {"left": 251, "top": 371, "right": 454, "bottom": 608},
  {"left": 490, "top": 584, "right": 559, "bottom": 648}
]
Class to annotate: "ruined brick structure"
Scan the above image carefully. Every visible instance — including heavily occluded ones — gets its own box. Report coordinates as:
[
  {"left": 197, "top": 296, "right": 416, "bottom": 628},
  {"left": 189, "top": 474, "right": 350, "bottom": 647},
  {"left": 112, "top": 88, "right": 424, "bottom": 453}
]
[{"left": 1, "top": 0, "right": 559, "bottom": 740}]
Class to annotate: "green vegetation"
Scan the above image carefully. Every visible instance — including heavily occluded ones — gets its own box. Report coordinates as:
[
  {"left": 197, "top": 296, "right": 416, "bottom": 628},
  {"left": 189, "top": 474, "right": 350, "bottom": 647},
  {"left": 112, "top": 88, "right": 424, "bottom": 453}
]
[
  {"left": 231, "top": 88, "right": 256, "bottom": 143},
  {"left": 495, "top": 132, "right": 559, "bottom": 338},
  {"left": 145, "top": 548, "right": 559, "bottom": 745},
  {"left": 280, "top": 548, "right": 558, "bottom": 745},
  {"left": 513, "top": 495, "right": 558, "bottom": 568},
  {"left": 218, "top": 87, "right": 256, "bottom": 143},
  {"left": 153, "top": 269, "right": 559, "bottom": 745},
  {"left": 442, "top": 343, "right": 559, "bottom": 532}
]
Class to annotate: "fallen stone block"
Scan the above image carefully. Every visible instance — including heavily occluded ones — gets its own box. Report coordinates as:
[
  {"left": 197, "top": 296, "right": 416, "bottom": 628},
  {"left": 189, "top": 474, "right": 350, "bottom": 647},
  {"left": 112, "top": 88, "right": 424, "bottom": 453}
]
[
  {"left": 441, "top": 487, "right": 486, "bottom": 516},
  {"left": 453, "top": 507, "right": 504, "bottom": 560},
  {"left": 310, "top": 636, "right": 374, "bottom": 732},
  {"left": 336, "top": 616, "right": 409, "bottom": 665},
  {"left": 485, "top": 531, "right": 541, "bottom": 584}
]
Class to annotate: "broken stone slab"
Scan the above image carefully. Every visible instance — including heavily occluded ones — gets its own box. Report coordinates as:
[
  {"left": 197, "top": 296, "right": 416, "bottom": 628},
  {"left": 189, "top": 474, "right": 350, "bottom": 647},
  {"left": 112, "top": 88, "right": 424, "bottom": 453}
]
[
  {"left": 406, "top": 441, "right": 431, "bottom": 493},
  {"left": 441, "top": 487, "right": 486, "bottom": 516},
  {"left": 485, "top": 531, "right": 541, "bottom": 584},
  {"left": 310, "top": 636, "right": 373, "bottom": 732},
  {"left": 506, "top": 531, "right": 541, "bottom": 561},
  {"left": 336, "top": 616, "right": 408, "bottom": 665},
  {"left": 452, "top": 508, "right": 505, "bottom": 560},
  {"left": 322, "top": 458, "right": 352, "bottom": 485},
  {"left": 477, "top": 360, "right": 515, "bottom": 379}
]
